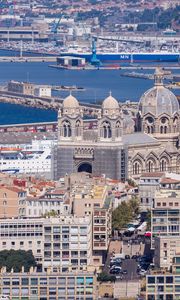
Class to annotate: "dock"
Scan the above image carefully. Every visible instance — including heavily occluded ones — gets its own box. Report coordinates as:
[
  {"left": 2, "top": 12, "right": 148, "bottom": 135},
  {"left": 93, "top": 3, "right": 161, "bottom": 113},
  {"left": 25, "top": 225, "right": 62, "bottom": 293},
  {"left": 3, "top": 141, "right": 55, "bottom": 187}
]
[
  {"left": 49, "top": 64, "right": 180, "bottom": 71},
  {"left": 0, "top": 56, "right": 57, "bottom": 62}
]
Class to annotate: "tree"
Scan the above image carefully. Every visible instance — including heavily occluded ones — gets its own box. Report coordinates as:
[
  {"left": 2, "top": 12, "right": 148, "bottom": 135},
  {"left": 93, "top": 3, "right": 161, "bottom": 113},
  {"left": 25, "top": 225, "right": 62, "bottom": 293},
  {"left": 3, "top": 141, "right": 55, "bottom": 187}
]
[
  {"left": 0, "top": 250, "right": 36, "bottom": 272},
  {"left": 146, "top": 209, "right": 151, "bottom": 231},
  {"left": 42, "top": 210, "right": 59, "bottom": 218},
  {"left": 112, "top": 198, "right": 140, "bottom": 231},
  {"left": 112, "top": 201, "right": 132, "bottom": 231},
  {"left": 97, "top": 271, "right": 116, "bottom": 282}
]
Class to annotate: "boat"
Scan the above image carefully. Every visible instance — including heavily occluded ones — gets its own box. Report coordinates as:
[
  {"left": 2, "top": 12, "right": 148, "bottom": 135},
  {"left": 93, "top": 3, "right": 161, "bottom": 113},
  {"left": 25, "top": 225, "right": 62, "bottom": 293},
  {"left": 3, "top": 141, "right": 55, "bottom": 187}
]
[
  {"left": 163, "top": 28, "right": 177, "bottom": 36},
  {"left": 0, "top": 139, "right": 57, "bottom": 176},
  {"left": 58, "top": 51, "right": 180, "bottom": 63},
  {"left": 0, "top": 296, "right": 10, "bottom": 300}
]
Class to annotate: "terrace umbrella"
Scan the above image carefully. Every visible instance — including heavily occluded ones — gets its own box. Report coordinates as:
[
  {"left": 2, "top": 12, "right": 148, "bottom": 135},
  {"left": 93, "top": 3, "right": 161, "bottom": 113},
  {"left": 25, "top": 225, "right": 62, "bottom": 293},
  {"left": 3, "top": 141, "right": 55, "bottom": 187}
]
[{"left": 144, "top": 231, "right": 151, "bottom": 237}]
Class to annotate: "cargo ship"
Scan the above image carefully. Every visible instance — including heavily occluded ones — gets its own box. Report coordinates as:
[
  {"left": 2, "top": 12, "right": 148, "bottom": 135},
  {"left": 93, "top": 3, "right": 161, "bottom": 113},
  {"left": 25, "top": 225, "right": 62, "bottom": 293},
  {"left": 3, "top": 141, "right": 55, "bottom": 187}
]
[{"left": 59, "top": 52, "right": 180, "bottom": 64}]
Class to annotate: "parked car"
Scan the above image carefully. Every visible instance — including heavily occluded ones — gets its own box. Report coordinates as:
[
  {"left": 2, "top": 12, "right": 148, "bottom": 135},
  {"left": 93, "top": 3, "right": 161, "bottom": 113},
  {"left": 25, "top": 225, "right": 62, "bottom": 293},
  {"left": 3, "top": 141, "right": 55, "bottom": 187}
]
[
  {"left": 110, "top": 268, "right": 121, "bottom": 274},
  {"left": 125, "top": 255, "right": 130, "bottom": 259}
]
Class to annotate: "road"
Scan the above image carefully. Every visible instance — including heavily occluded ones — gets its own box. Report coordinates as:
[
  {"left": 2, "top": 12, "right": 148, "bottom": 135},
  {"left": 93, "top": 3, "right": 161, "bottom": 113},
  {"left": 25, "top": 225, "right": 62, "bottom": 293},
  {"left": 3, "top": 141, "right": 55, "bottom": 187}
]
[{"left": 120, "top": 258, "right": 138, "bottom": 281}]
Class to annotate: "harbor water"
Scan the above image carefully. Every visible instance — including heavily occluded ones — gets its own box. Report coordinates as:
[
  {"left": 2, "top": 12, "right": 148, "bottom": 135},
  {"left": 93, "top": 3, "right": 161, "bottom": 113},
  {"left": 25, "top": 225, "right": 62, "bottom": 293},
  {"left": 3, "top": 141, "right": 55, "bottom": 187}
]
[{"left": 0, "top": 53, "right": 179, "bottom": 124}]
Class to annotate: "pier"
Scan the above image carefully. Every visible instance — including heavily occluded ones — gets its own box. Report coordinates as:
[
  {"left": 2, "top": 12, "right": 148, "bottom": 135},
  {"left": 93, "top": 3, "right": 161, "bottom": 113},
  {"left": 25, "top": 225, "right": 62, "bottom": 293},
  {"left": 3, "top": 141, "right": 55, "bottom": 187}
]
[
  {"left": 0, "top": 56, "right": 57, "bottom": 62},
  {"left": 0, "top": 90, "right": 101, "bottom": 116}
]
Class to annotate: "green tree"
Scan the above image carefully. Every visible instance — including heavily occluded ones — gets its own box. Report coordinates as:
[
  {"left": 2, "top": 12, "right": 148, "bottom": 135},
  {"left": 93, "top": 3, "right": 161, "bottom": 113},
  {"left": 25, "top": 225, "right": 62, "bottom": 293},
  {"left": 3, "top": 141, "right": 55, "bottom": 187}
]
[
  {"left": 0, "top": 250, "right": 36, "bottom": 272},
  {"left": 97, "top": 271, "right": 116, "bottom": 282},
  {"left": 146, "top": 209, "right": 151, "bottom": 231},
  {"left": 112, "top": 198, "right": 140, "bottom": 231},
  {"left": 42, "top": 210, "right": 59, "bottom": 218}
]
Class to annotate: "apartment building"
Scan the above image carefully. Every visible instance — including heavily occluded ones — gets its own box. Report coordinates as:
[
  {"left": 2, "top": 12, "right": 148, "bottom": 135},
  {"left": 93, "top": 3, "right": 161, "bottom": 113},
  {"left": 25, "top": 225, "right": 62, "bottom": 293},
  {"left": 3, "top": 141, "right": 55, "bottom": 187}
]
[
  {"left": 73, "top": 184, "right": 108, "bottom": 217},
  {"left": 72, "top": 183, "right": 112, "bottom": 266},
  {"left": 0, "top": 218, "right": 44, "bottom": 265},
  {"left": 0, "top": 216, "right": 92, "bottom": 272},
  {"left": 0, "top": 186, "right": 27, "bottom": 218},
  {"left": 146, "top": 274, "right": 179, "bottom": 300},
  {"left": 152, "top": 190, "right": 180, "bottom": 239},
  {"left": 0, "top": 269, "right": 97, "bottom": 300},
  {"left": 24, "top": 189, "right": 70, "bottom": 218},
  {"left": 139, "top": 172, "right": 164, "bottom": 210},
  {"left": 43, "top": 216, "right": 92, "bottom": 272},
  {"left": 146, "top": 256, "right": 180, "bottom": 300},
  {"left": 154, "top": 236, "right": 180, "bottom": 270}
]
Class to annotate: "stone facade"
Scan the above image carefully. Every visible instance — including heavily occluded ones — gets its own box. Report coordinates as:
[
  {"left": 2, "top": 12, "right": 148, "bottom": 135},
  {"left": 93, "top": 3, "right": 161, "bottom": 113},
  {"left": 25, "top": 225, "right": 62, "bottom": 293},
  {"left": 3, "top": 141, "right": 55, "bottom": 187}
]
[{"left": 52, "top": 68, "right": 180, "bottom": 180}]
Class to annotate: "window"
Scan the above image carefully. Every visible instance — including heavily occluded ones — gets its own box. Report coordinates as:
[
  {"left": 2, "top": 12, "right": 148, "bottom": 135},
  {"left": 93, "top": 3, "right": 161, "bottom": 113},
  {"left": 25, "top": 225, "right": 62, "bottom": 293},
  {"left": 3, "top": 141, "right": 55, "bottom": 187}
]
[
  {"left": 31, "top": 278, "right": 38, "bottom": 285},
  {"left": 166, "top": 276, "right": 173, "bottom": 283},
  {"left": 22, "top": 278, "right": 29, "bottom": 285},
  {"left": 157, "top": 277, "right": 164, "bottom": 284}
]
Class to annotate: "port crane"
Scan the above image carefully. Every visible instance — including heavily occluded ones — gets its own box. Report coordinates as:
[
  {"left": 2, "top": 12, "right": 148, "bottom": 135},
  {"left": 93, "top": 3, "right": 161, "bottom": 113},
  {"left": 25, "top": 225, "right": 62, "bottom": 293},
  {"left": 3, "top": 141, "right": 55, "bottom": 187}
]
[
  {"left": 51, "top": 16, "right": 63, "bottom": 35},
  {"left": 90, "top": 37, "right": 101, "bottom": 67}
]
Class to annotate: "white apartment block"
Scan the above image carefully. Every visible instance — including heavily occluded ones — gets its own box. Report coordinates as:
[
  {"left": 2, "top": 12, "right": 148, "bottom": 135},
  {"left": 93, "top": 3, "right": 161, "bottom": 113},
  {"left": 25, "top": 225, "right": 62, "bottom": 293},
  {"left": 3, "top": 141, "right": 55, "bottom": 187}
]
[{"left": 0, "top": 216, "right": 92, "bottom": 272}]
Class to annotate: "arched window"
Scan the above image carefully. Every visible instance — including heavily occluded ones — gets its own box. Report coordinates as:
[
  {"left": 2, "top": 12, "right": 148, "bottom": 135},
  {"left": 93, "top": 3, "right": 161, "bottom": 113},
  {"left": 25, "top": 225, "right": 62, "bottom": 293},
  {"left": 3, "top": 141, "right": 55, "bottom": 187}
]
[
  {"left": 116, "top": 121, "right": 121, "bottom": 137},
  {"left": 76, "top": 120, "right": 81, "bottom": 137},
  {"left": 133, "top": 160, "right": 142, "bottom": 175},
  {"left": 160, "top": 117, "right": 169, "bottom": 134},
  {"left": 103, "top": 126, "right": 107, "bottom": 138},
  {"left": 160, "top": 159, "right": 168, "bottom": 171},
  {"left": 147, "top": 160, "right": 155, "bottom": 172},
  {"left": 102, "top": 121, "right": 112, "bottom": 139},
  {"left": 108, "top": 125, "right": 112, "bottom": 138},
  {"left": 173, "top": 117, "right": 178, "bottom": 133},
  {"left": 62, "top": 120, "right": 71, "bottom": 137}
]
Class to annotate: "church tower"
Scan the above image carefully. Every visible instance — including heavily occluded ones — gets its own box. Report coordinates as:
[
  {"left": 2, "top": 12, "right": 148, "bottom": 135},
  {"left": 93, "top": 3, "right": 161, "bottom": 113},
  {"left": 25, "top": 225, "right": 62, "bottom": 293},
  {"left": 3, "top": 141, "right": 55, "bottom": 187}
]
[
  {"left": 58, "top": 94, "right": 83, "bottom": 142},
  {"left": 98, "top": 93, "right": 123, "bottom": 142}
]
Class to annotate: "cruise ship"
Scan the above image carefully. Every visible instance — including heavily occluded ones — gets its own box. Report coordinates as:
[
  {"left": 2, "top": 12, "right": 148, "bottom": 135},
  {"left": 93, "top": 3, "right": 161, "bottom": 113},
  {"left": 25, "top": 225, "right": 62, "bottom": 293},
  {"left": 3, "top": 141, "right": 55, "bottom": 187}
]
[{"left": 0, "top": 139, "right": 57, "bottom": 177}]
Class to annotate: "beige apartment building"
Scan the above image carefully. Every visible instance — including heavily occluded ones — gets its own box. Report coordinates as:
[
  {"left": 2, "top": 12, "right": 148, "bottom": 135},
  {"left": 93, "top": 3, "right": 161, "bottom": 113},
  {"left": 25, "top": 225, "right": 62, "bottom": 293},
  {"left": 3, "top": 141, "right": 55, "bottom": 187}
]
[
  {"left": 0, "top": 186, "right": 27, "bottom": 218},
  {"left": 72, "top": 183, "right": 112, "bottom": 266},
  {"left": 154, "top": 236, "right": 180, "bottom": 270}
]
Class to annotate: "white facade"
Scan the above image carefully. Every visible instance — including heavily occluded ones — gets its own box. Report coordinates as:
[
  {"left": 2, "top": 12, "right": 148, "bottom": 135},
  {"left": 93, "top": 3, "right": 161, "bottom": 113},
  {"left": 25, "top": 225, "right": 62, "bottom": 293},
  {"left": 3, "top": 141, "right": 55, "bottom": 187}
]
[
  {"left": 25, "top": 198, "right": 70, "bottom": 217},
  {"left": 0, "top": 139, "right": 56, "bottom": 177},
  {"left": 0, "top": 216, "right": 92, "bottom": 272},
  {"left": 34, "top": 87, "right": 51, "bottom": 98}
]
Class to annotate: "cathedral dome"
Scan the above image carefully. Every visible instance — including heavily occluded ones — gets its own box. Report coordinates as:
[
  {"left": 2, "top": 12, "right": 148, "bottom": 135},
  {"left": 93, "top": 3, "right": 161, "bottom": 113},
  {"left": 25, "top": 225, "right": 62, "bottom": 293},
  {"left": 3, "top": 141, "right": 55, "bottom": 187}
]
[
  {"left": 102, "top": 94, "right": 119, "bottom": 110},
  {"left": 139, "top": 86, "right": 179, "bottom": 117},
  {"left": 63, "top": 94, "right": 79, "bottom": 108}
]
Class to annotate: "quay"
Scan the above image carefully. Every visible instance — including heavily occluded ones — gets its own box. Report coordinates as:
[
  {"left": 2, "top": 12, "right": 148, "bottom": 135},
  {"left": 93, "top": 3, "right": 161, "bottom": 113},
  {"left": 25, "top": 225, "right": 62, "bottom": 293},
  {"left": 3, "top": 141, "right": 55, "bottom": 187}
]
[
  {"left": 49, "top": 64, "right": 180, "bottom": 70},
  {"left": 0, "top": 90, "right": 102, "bottom": 116},
  {"left": 0, "top": 56, "right": 57, "bottom": 62},
  {"left": 0, "top": 118, "right": 97, "bottom": 134}
]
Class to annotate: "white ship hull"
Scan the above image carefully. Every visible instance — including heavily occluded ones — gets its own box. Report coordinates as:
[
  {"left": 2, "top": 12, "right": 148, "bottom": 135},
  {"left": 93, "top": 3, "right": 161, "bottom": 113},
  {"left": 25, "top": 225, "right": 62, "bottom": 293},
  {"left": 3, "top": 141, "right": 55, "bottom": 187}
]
[{"left": 0, "top": 139, "right": 57, "bottom": 177}]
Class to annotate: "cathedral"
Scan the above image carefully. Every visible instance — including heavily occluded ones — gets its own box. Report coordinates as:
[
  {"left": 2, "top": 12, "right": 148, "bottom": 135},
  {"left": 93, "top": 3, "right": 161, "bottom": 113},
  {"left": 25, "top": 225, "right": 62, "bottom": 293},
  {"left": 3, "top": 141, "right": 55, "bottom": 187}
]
[{"left": 52, "top": 68, "right": 180, "bottom": 181}]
